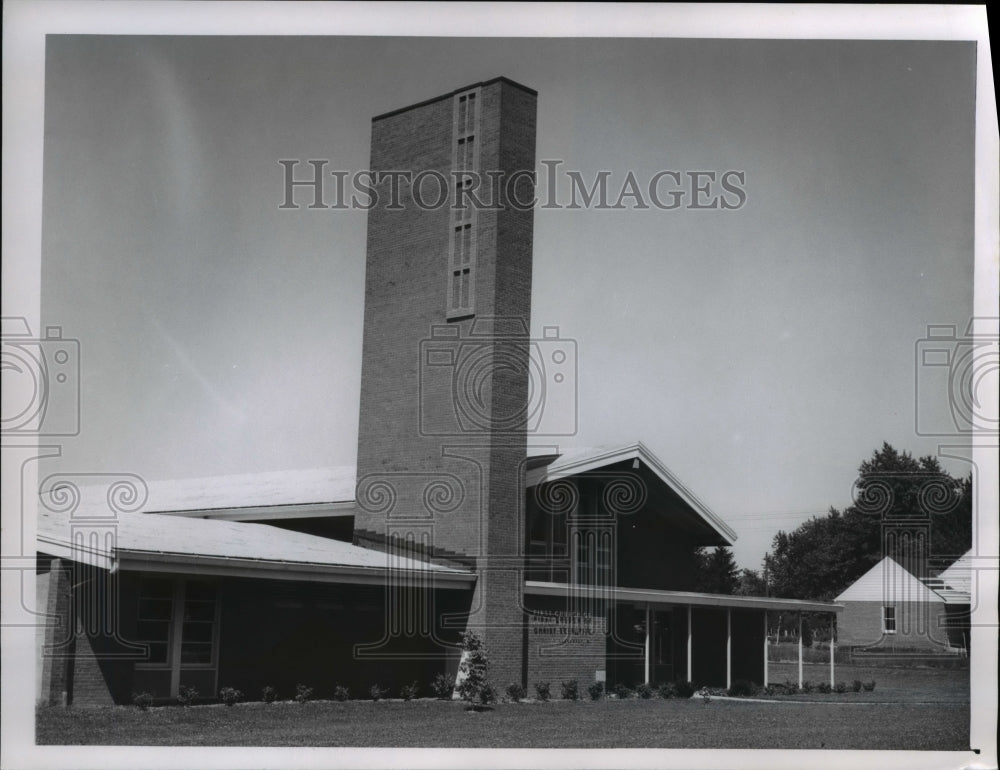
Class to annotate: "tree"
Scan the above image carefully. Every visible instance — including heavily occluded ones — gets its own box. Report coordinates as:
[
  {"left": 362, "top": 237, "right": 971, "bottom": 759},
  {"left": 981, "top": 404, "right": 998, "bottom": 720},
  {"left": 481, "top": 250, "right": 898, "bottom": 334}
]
[
  {"left": 694, "top": 546, "right": 739, "bottom": 594},
  {"left": 763, "top": 443, "right": 972, "bottom": 601},
  {"left": 734, "top": 568, "right": 768, "bottom": 597}
]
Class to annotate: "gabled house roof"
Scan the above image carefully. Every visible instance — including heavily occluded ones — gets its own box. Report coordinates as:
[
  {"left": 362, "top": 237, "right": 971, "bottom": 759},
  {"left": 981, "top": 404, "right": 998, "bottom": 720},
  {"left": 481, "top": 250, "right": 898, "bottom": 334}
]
[
  {"left": 835, "top": 556, "right": 944, "bottom": 604},
  {"left": 526, "top": 441, "right": 738, "bottom": 545},
  {"left": 922, "top": 549, "right": 973, "bottom": 604}
]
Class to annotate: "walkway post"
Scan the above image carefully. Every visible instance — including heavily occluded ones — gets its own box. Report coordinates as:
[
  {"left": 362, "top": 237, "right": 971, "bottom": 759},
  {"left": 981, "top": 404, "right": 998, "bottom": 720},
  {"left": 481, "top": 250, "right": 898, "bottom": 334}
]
[
  {"left": 726, "top": 608, "right": 732, "bottom": 690},
  {"left": 644, "top": 605, "right": 651, "bottom": 684},
  {"left": 687, "top": 605, "right": 692, "bottom": 682},
  {"left": 763, "top": 611, "right": 769, "bottom": 688},
  {"left": 797, "top": 614, "right": 803, "bottom": 689},
  {"left": 829, "top": 614, "right": 835, "bottom": 688}
]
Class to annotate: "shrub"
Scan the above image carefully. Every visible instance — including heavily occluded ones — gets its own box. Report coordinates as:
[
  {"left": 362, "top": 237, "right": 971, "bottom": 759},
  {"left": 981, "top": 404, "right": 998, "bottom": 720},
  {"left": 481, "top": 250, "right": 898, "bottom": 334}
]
[
  {"left": 851, "top": 679, "right": 863, "bottom": 693},
  {"left": 726, "top": 679, "right": 759, "bottom": 697},
  {"left": 534, "top": 681, "right": 551, "bottom": 702},
  {"left": 506, "top": 683, "right": 526, "bottom": 703},
  {"left": 635, "top": 682, "right": 654, "bottom": 699},
  {"left": 369, "top": 683, "right": 388, "bottom": 701},
  {"left": 613, "top": 683, "right": 632, "bottom": 700},
  {"left": 219, "top": 686, "right": 242, "bottom": 706},
  {"left": 588, "top": 681, "right": 604, "bottom": 701},
  {"left": 400, "top": 681, "right": 420, "bottom": 701},
  {"left": 816, "top": 682, "right": 832, "bottom": 694},
  {"left": 261, "top": 686, "right": 279, "bottom": 704},
  {"left": 131, "top": 691, "right": 154, "bottom": 711},
  {"left": 176, "top": 685, "right": 199, "bottom": 707},
  {"left": 479, "top": 683, "right": 498, "bottom": 705},
  {"left": 457, "top": 631, "right": 495, "bottom": 707},
  {"left": 560, "top": 679, "right": 579, "bottom": 701},
  {"left": 431, "top": 672, "right": 454, "bottom": 699},
  {"left": 862, "top": 680, "right": 876, "bottom": 692},
  {"left": 800, "top": 681, "right": 814, "bottom": 693},
  {"left": 294, "top": 683, "right": 313, "bottom": 704},
  {"left": 673, "top": 680, "right": 695, "bottom": 698},
  {"left": 657, "top": 682, "right": 676, "bottom": 699},
  {"left": 834, "top": 681, "right": 847, "bottom": 694},
  {"left": 333, "top": 685, "right": 350, "bottom": 702}
]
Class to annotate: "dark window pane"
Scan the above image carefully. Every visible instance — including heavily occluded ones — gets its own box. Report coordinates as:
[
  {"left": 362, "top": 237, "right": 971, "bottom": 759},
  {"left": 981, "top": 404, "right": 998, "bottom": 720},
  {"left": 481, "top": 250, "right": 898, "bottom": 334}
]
[
  {"left": 182, "top": 621, "right": 213, "bottom": 643},
  {"left": 184, "top": 602, "right": 215, "bottom": 622},
  {"left": 181, "top": 643, "right": 212, "bottom": 664},
  {"left": 138, "top": 598, "right": 173, "bottom": 620},
  {"left": 136, "top": 620, "right": 170, "bottom": 643},
  {"left": 143, "top": 642, "right": 168, "bottom": 664}
]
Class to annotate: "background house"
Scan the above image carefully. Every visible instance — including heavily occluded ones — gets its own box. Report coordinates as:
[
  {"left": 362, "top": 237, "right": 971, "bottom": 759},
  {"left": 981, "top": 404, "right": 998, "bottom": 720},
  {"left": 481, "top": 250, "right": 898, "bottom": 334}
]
[{"left": 835, "top": 555, "right": 962, "bottom": 653}]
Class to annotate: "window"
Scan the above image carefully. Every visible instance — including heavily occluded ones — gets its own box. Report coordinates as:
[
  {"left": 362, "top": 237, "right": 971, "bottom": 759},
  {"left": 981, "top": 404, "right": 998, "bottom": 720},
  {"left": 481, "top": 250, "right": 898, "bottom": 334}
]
[
  {"left": 136, "top": 578, "right": 220, "bottom": 669},
  {"left": 447, "top": 89, "right": 480, "bottom": 320},
  {"left": 883, "top": 606, "right": 896, "bottom": 634},
  {"left": 136, "top": 578, "right": 174, "bottom": 665},
  {"left": 572, "top": 528, "right": 612, "bottom": 588},
  {"left": 526, "top": 486, "right": 569, "bottom": 582},
  {"left": 180, "top": 581, "right": 218, "bottom": 665}
]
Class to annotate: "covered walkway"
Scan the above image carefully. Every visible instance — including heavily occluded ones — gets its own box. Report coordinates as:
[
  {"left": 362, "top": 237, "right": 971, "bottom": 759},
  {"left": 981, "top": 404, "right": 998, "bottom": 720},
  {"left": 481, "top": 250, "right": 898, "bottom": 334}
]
[{"left": 526, "top": 581, "right": 843, "bottom": 689}]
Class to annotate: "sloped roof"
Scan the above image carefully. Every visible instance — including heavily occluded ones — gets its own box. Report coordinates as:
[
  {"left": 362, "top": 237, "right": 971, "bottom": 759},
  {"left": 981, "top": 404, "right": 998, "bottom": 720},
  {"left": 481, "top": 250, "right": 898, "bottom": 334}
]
[
  {"left": 924, "top": 549, "right": 974, "bottom": 603},
  {"left": 936, "top": 549, "right": 973, "bottom": 592},
  {"left": 835, "top": 556, "right": 943, "bottom": 603},
  {"left": 525, "top": 442, "right": 737, "bottom": 545},
  {"left": 36, "top": 485, "right": 472, "bottom": 586},
  {"left": 141, "top": 466, "right": 356, "bottom": 512}
]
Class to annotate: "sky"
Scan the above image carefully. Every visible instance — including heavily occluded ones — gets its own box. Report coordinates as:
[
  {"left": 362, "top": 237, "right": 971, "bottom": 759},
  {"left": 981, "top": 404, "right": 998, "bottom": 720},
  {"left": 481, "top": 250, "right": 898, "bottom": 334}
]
[{"left": 38, "top": 35, "right": 978, "bottom": 569}]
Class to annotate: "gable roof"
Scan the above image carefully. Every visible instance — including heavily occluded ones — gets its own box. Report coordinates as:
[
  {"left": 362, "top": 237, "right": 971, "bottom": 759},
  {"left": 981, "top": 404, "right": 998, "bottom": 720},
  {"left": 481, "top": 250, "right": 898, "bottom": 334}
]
[
  {"left": 835, "top": 556, "right": 944, "bottom": 603},
  {"left": 525, "top": 441, "right": 737, "bottom": 545},
  {"left": 923, "top": 549, "right": 973, "bottom": 603}
]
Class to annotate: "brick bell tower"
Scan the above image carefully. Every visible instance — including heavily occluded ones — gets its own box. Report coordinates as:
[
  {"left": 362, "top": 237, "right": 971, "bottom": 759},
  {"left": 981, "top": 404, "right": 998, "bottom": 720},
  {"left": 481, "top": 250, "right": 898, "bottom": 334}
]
[{"left": 354, "top": 78, "right": 537, "bottom": 685}]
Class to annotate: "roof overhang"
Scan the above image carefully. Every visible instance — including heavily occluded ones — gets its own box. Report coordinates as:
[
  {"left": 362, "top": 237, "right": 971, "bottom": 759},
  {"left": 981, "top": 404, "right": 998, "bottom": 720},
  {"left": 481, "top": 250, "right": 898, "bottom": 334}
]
[
  {"left": 38, "top": 536, "right": 476, "bottom": 588},
  {"left": 525, "top": 581, "right": 842, "bottom": 613},
  {"left": 150, "top": 500, "right": 355, "bottom": 521},
  {"left": 526, "top": 442, "right": 738, "bottom": 545},
  {"left": 116, "top": 550, "right": 476, "bottom": 587}
]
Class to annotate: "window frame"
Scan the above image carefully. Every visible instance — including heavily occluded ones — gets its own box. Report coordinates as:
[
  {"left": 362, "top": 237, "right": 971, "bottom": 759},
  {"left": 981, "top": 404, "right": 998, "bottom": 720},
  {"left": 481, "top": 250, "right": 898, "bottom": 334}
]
[
  {"left": 882, "top": 605, "right": 896, "bottom": 634},
  {"left": 135, "top": 578, "right": 221, "bottom": 673}
]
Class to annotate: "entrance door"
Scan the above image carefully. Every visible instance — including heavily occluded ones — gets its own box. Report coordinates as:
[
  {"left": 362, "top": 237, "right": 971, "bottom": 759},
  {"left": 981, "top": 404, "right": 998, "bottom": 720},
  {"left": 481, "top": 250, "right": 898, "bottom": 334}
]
[{"left": 650, "top": 609, "right": 674, "bottom": 684}]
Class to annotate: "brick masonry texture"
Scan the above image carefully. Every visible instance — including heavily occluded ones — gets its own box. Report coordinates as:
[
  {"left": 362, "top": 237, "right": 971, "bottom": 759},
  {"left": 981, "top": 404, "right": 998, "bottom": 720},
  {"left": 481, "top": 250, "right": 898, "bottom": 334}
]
[
  {"left": 838, "top": 600, "right": 954, "bottom": 650},
  {"left": 355, "top": 80, "right": 537, "bottom": 687}
]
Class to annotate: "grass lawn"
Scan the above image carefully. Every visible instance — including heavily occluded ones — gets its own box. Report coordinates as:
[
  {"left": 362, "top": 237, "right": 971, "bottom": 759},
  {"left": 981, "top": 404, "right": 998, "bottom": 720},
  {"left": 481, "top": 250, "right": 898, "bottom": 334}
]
[
  {"left": 37, "top": 695, "right": 970, "bottom": 749},
  {"left": 766, "top": 661, "right": 968, "bottom": 703}
]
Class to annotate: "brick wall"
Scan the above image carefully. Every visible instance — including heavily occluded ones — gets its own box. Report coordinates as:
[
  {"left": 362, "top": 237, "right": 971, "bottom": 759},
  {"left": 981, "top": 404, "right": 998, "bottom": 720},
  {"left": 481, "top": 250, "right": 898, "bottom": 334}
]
[
  {"left": 36, "top": 556, "right": 139, "bottom": 706},
  {"left": 838, "top": 600, "right": 953, "bottom": 650},
  {"left": 355, "top": 78, "right": 538, "bottom": 687},
  {"left": 524, "top": 596, "right": 607, "bottom": 693}
]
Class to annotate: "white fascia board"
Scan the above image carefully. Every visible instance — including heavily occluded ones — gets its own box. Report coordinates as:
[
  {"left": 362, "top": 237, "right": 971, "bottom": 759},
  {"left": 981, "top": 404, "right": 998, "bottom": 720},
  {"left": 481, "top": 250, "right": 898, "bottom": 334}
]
[
  {"left": 37, "top": 536, "right": 115, "bottom": 571},
  {"left": 147, "top": 500, "right": 355, "bottom": 521},
  {"left": 116, "top": 550, "right": 476, "bottom": 588},
  {"left": 525, "top": 580, "right": 841, "bottom": 613},
  {"left": 526, "top": 441, "right": 737, "bottom": 545}
]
